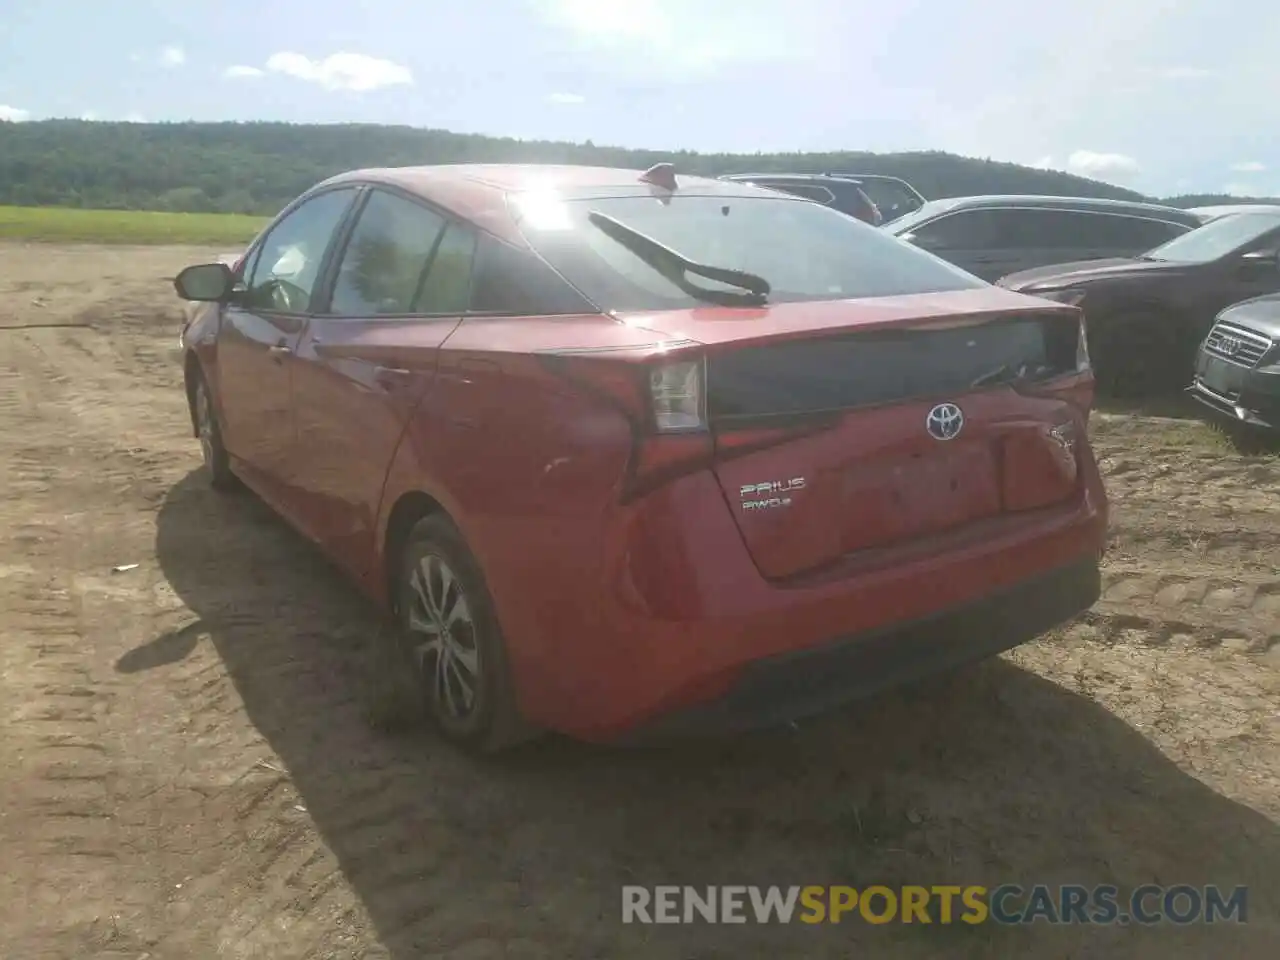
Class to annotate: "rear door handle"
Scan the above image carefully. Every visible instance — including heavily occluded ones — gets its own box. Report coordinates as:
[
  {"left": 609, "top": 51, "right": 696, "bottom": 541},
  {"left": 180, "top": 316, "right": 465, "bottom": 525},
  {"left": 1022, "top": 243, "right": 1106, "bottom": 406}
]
[
  {"left": 268, "top": 344, "right": 292, "bottom": 356},
  {"left": 375, "top": 365, "right": 411, "bottom": 376}
]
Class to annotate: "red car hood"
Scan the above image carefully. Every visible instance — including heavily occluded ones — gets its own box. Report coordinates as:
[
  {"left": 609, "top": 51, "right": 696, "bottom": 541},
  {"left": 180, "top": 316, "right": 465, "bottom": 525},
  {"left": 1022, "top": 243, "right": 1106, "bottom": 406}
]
[{"left": 617, "top": 286, "right": 1067, "bottom": 349}]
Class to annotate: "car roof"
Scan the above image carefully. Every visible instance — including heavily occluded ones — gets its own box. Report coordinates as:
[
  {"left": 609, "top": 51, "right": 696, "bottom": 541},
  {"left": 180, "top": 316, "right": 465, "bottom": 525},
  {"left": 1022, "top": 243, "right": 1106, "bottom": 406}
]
[
  {"left": 315, "top": 163, "right": 783, "bottom": 243},
  {"left": 913, "top": 194, "right": 1196, "bottom": 218},
  {"left": 1189, "top": 203, "right": 1280, "bottom": 220},
  {"left": 721, "top": 172, "right": 872, "bottom": 187}
]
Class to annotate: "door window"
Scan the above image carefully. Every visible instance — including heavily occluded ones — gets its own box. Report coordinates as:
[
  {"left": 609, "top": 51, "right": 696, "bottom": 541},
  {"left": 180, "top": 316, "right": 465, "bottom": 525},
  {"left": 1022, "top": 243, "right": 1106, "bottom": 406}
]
[
  {"left": 468, "top": 234, "right": 596, "bottom": 315},
  {"left": 414, "top": 224, "right": 478, "bottom": 313},
  {"left": 910, "top": 210, "right": 1008, "bottom": 250},
  {"left": 857, "top": 179, "right": 921, "bottom": 218},
  {"left": 913, "top": 208, "right": 1178, "bottom": 251},
  {"left": 760, "top": 182, "right": 836, "bottom": 205},
  {"left": 243, "top": 189, "right": 357, "bottom": 313},
  {"left": 1086, "top": 214, "right": 1189, "bottom": 250},
  {"left": 327, "top": 191, "right": 452, "bottom": 316}
]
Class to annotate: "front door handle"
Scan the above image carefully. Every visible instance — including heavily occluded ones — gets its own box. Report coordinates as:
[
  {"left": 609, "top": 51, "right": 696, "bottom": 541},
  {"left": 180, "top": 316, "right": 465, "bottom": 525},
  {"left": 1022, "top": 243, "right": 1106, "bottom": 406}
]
[{"left": 268, "top": 344, "right": 292, "bottom": 362}]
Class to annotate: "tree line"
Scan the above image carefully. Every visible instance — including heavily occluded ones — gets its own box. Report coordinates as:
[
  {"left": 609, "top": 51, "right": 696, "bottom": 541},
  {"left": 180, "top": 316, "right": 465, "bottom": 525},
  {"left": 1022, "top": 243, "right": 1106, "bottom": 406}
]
[{"left": 0, "top": 119, "right": 1275, "bottom": 215}]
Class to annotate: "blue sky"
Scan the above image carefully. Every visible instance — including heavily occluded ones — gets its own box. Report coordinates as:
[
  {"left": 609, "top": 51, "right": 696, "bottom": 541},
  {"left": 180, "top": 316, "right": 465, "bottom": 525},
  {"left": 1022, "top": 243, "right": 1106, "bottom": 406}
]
[{"left": 0, "top": 0, "right": 1275, "bottom": 196}]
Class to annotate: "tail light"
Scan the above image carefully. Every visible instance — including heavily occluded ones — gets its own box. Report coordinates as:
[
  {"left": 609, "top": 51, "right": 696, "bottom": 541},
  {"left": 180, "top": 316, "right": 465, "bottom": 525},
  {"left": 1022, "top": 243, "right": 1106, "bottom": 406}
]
[
  {"left": 1075, "top": 310, "right": 1090, "bottom": 373},
  {"left": 650, "top": 359, "right": 706, "bottom": 432},
  {"left": 541, "top": 352, "right": 713, "bottom": 502}
]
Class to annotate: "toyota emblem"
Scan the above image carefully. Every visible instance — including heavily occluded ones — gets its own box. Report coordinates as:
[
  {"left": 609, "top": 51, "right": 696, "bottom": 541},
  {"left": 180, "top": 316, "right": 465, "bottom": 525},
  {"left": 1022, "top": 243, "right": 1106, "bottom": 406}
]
[{"left": 926, "top": 402, "right": 964, "bottom": 440}]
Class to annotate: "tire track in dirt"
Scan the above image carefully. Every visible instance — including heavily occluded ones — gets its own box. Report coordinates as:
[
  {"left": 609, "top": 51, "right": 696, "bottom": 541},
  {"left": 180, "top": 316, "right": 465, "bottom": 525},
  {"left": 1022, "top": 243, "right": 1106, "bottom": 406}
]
[
  {"left": 0, "top": 342, "right": 127, "bottom": 950},
  {"left": 5, "top": 305, "right": 393, "bottom": 957},
  {"left": 1088, "top": 417, "right": 1280, "bottom": 666}
]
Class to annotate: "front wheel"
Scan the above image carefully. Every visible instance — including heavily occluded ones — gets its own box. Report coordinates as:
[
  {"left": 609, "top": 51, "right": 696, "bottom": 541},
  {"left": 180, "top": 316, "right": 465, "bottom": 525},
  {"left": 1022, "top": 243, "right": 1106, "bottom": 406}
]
[
  {"left": 392, "top": 514, "right": 535, "bottom": 753},
  {"left": 193, "top": 373, "right": 237, "bottom": 491}
]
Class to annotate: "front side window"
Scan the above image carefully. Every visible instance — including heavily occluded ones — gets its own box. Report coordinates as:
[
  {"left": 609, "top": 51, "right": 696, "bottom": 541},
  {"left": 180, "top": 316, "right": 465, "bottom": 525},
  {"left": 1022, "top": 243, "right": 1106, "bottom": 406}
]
[
  {"left": 328, "top": 191, "right": 449, "bottom": 316},
  {"left": 243, "top": 189, "right": 357, "bottom": 313},
  {"left": 514, "top": 192, "right": 986, "bottom": 311}
]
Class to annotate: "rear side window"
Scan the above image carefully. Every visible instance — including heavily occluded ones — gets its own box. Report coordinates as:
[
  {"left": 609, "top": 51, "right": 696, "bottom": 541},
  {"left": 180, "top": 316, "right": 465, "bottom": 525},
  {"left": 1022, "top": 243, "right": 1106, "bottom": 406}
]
[
  {"left": 914, "top": 208, "right": 1192, "bottom": 253},
  {"left": 856, "top": 179, "right": 920, "bottom": 219},
  {"left": 515, "top": 193, "right": 985, "bottom": 311},
  {"left": 416, "top": 224, "right": 478, "bottom": 313},
  {"left": 1089, "top": 214, "right": 1189, "bottom": 249},
  {"left": 467, "top": 234, "right": 596, "bottom": 315},
  {"left": 327, "top": 190, "right": 448, "bottom": 316}
]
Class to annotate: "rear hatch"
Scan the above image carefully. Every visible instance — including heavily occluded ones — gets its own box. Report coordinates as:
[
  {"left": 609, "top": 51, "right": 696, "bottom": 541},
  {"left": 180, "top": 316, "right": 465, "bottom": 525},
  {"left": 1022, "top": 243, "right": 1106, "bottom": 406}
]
[{"left": 691, "top": 307, "right": 1087, "bottom": 580}]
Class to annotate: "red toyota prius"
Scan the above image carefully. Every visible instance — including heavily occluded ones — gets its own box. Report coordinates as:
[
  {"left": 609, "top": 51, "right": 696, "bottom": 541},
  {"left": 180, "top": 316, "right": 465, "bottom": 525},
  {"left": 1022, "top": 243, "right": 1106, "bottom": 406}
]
[{"left": 174, "top": 162, "right": 1108, "bottom": 752}]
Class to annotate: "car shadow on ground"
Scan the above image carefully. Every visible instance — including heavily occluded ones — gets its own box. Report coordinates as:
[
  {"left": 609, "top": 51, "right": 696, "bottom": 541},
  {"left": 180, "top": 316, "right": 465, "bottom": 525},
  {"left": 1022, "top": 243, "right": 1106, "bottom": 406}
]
[{"left": 128, "top": 469, "right": 1280, "bottom": 958}]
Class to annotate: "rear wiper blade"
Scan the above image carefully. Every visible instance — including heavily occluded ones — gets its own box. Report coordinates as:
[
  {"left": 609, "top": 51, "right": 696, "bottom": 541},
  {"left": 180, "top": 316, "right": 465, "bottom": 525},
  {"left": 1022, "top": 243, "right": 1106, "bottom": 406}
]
[
  {"left": 586, "top": 210, "right": 770, "bottom": 304},
  {"left": 971, "top": 362, "right": 1038, "bottom": 389}
]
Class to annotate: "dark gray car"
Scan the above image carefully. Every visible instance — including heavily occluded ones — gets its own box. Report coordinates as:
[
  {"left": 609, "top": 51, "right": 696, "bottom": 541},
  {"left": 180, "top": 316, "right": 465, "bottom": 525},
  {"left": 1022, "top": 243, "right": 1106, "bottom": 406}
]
[{"left": 882, "top": 195, "right": 1203, "bottom": 282}]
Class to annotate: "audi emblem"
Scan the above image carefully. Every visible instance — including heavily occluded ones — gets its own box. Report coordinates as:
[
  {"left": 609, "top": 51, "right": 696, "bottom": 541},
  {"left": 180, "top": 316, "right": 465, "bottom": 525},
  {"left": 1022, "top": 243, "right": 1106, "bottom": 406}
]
[
  {"left": 1218, "top": 335, "right": 1243, "bottom": 356},
  {"left": 926, "top": 402, "right": 964, "bottom": 441}
]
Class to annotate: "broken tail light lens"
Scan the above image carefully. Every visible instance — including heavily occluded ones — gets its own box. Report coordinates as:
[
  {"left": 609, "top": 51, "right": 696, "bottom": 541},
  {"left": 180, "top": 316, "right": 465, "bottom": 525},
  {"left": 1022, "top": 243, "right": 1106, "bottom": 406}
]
[{"left": 650, "top": 359, "right": 707, "bottom": 433}]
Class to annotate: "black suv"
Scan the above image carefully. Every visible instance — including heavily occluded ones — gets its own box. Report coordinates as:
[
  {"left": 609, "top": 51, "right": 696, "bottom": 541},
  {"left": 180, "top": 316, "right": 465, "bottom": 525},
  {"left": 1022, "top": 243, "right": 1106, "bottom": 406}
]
[
  {"left": 717, "top": 173, "right": 926, "bottom": 226},
  {"left": 883, "top": 195, "right": 1203, "bottom": 282}
]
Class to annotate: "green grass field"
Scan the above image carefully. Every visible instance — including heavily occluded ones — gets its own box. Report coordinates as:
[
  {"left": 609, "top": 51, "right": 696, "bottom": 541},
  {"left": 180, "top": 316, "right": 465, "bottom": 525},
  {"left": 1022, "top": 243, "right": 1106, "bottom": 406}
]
[{"left": 0, "top": 205, "right": 269, "bottom": 245}]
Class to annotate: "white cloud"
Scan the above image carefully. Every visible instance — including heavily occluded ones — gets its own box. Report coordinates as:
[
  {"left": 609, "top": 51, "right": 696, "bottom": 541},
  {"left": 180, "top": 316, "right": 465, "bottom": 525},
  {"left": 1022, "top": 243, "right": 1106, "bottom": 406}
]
[
  {"left": 1231, "top": 161, "right": 1266, "bottom": 173},
  {"left": 80, "top": 110, "right": 98, "bottom": 121},
  {"left": 539, "top": 0, "right": 810, "bottom": 79},
  {"left": 0, "top": 104, "right": 29, "bottom": 122},
  {"left": 224, "top": 65, "right": 264, "bottom": 79},
  {"left": 1029, "top": 156, "right": 1056, "bottom": 170},
  {"left": 123, "top": 112, "right": 146, "bottom": 123},
  {"left": 160, "top": 45, "right": 186, "bottom": 67},
  {"left": 548, "top": 92, "right": 585, "bottom": 104},
  {"left": 264, "top": 51, "right": 413, "bottom": 91},
  {"left": 1064, "top": 150, "right": 1141, "bottom": 181}
]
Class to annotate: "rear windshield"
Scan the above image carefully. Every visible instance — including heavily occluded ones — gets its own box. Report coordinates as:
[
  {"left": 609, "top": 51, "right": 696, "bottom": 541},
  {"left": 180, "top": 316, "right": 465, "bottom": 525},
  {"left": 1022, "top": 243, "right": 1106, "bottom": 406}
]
[
  {"left": 513, "top": 193, "right": 985, "bottom": 312},
  {"left": 708, "top": 315, "right": 1080, "bottom": 422}
]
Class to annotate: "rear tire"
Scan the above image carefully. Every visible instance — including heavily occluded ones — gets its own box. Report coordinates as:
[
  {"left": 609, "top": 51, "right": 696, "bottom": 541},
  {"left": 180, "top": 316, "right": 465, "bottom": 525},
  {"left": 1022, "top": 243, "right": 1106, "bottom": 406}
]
[
  {"left": 391, "top": 513, "right": 536, "bottom": 753},
  {"left": 193, "top": 373, "right": 237, "bottom": 491}
]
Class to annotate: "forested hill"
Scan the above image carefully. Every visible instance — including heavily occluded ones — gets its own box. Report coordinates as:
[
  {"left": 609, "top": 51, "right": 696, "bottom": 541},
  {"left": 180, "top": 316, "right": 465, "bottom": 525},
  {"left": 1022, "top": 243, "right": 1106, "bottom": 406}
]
[{"left": 0, "top": 119, "right": 1272, "bottom": 215}]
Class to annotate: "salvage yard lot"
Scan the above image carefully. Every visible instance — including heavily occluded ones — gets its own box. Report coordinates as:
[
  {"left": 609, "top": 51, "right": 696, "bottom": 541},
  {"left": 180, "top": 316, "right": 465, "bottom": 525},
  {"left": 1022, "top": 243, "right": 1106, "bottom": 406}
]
[{"left": 0, "top": 241, "right": 1277, "bottom": 959}]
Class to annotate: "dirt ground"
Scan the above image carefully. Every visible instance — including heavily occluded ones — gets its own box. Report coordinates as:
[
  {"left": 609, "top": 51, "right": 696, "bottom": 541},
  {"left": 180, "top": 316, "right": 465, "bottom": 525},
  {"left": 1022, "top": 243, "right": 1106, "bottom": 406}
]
[{"left": 1, "top": 241, "right": 1277, "bottom": 959}]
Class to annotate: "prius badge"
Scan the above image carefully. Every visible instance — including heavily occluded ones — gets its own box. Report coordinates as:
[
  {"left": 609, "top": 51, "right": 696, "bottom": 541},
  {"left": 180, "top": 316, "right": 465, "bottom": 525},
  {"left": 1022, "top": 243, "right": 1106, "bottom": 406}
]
[
  {"left": 740, "top": 478, "right": 805, "bottom": 511},
  {"left": 926, "top": 402, "right": 964, "bottom": 441}
]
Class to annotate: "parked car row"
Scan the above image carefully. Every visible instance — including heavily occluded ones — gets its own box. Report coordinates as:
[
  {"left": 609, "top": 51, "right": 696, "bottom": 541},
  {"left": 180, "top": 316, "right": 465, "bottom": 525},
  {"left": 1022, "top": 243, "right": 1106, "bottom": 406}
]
[
  {"left": 173, "top": 162, "right": 1108, "bottom": 753},
  {"left": 730, "top": 172, "right": 1280, "bottom": 419}
]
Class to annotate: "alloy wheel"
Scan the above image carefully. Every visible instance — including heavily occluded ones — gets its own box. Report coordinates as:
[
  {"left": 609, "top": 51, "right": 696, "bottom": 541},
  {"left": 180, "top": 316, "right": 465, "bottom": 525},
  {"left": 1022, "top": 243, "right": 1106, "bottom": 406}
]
[{"left": 405, "top": 552, "right": 481, "bottom": 723}]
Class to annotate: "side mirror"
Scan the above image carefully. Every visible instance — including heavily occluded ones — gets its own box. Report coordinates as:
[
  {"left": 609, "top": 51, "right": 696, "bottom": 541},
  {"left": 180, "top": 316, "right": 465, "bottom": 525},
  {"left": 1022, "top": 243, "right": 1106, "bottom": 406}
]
[{"left": 174, "top": 262, "right": 235, "bottom": 302}]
